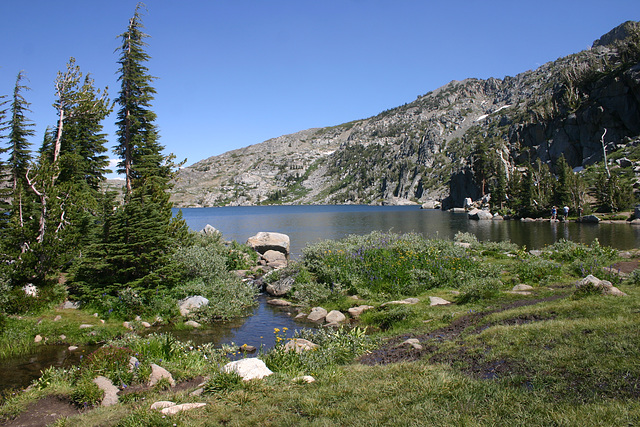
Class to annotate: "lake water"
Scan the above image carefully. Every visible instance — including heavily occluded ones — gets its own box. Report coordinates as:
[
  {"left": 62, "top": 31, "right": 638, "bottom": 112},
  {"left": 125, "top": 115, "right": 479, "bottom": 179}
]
[{"left": 177, "top": 205, "right": 640, "bottom": 255}]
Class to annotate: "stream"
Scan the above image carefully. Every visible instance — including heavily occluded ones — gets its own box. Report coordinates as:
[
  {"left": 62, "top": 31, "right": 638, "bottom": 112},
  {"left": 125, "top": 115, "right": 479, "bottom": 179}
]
[{"left": 0, "top": 295, "right": 312, "bottom": 391}]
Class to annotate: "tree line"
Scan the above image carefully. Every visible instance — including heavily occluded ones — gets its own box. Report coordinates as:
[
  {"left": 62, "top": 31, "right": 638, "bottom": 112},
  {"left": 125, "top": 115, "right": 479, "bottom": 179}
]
[{"left": 0, "top": 4, "right": 190, "bottom": 315}]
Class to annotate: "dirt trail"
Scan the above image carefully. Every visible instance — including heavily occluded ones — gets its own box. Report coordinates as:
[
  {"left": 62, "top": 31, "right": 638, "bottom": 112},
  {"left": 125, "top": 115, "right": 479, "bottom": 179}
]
[{"left": 358, "top": 295, "right": 565, "bottom": 366}]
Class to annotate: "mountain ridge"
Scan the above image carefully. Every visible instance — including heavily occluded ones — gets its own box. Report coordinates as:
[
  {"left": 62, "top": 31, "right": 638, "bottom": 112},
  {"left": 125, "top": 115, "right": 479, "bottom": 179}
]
[{"left": 170, "top": 21, "right": 640, "bottom": 209}]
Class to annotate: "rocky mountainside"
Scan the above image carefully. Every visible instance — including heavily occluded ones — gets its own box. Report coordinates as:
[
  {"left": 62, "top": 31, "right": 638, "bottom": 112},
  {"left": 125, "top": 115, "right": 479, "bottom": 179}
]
[{"left": 171, "top": 21, "right": 640, "bottom": 208}]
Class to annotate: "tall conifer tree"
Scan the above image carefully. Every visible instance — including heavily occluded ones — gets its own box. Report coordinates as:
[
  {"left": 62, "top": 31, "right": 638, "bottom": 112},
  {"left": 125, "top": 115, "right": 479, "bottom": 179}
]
[{"left": 73, "top": 3, "right": 187, "bottom": 304}]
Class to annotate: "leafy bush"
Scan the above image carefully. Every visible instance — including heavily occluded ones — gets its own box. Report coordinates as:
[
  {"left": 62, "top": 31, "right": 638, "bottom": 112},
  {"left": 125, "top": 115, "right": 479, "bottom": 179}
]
[
  {"left": 454, "top": 231, "right": 478, "bottom": 245},
  {"left": 263, "top": 326, "right": 375, "bottom": 376},
  {"left": 301, "top": 231, "right": 474, "bottom": 298},
  {"left": 456, "top": 277, "right": 502, "bottom": 303},
  {"left": 516, "top": 258, "right": 562, "bottom": 285},
  {"left": 70, "top": 378, "right": 103, "bottom": 408}
]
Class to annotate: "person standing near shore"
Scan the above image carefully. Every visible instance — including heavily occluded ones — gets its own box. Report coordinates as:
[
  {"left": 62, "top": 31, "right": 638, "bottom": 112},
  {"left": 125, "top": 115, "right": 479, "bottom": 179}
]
[
  {"left": 551, "top": 206, "right": 557, "bottom": 220},
  {"left": 563, "top": 206, "right": 569, "bottom": 221}
]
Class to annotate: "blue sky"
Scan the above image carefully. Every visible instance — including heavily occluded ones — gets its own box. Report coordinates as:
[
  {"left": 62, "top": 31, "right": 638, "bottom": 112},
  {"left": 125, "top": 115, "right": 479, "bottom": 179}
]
[{"left": 1, "top": 1, "right": 637, "bottom": 177}]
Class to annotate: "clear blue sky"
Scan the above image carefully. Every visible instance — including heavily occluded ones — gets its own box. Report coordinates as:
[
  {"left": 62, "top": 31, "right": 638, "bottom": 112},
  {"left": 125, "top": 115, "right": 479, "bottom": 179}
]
[{"left": 1, "top": 1, "right": 637, "bottom": 177}]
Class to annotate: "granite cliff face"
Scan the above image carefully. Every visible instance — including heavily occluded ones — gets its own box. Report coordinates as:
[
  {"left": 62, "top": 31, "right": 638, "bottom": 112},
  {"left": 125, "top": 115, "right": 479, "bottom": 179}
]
[{"left": 171, "top": 22, "right": 640, "bottom": 208}]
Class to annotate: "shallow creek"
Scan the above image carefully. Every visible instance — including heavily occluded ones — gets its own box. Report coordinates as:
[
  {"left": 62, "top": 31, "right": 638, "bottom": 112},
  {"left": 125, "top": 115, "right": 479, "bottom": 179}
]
[{"left": 0, "top": 294, "right": 312, "bottom": 391}]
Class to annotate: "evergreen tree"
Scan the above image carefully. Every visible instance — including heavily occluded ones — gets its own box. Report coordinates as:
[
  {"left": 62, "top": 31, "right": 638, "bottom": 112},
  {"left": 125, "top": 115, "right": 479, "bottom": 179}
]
[
  {"left": 5, "top": 72, "right": 35, "bottom": 255},
  {"left": 72, "top": 3, "right": 188, "bottom": 305},
  {"left": 553, "top": 154, "right": 572, "bottom": 207},
  {"left": 0, "top": 95, "right": 10, "bottom": 232},
  {"left": 7, "top": 72, "right": 34, "bottom": 195},
  {"left": 115, "top": 3, "right": 172, "bottom": 194},
  {"left": 472, "top": 140, "right": 494, "bottom": 196},
  {"left": 490, "top": 161, "right": 507, "bottom": 212}
]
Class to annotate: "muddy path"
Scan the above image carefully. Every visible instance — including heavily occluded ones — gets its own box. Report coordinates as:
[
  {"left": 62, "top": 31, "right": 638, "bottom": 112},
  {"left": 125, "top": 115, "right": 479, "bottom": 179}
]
[{"left": 358, "top": 295, "right": 566, "bottom": 366}]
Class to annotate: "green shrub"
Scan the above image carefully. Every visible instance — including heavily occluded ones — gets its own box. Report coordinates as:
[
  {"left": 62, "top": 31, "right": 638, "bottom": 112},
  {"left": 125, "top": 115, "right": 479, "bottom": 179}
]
[
  {"left": 301, "top": 231, "right": 475, "bottom": 299},
  {"left": 70, "top": 378, "right": 103, "bottom": 408},
  {"left": 454, "top": 231, "right": 478, "bottom": 245},
  {"left": 263, "top": 326, "right": 376, "bottom": 376},
  {"left": 456, "top": 277, "right": 502, "bottom": 303},
  {"left": 516, "top": 258, "right": 562, "bottom": 285}
]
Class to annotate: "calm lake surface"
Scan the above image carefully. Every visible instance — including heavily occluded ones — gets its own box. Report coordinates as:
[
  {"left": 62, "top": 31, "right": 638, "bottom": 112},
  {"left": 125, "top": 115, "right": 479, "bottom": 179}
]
[{"left": 176, "top": 205, "right": 640, "bottom": 255}]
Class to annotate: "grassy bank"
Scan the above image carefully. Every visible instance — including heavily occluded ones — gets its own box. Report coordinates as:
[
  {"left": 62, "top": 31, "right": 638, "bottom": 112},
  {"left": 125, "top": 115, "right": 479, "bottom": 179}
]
[{"left": 1, "top": 232, "right": 639, "bottom": 426}]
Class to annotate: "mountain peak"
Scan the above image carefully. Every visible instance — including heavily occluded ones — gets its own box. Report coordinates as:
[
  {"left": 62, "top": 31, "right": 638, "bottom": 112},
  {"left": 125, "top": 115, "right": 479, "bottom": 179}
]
[{"left": 592, "top": 20, "right": 639, "bottom": 48}]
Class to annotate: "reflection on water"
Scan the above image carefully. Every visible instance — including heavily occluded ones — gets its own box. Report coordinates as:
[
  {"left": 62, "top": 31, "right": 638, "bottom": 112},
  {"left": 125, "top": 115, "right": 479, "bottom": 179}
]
[
  {"left": 176, "top": 205, "right": 640, "bottom": 256},
  {"left": 0, "top": 296, "right": 313, "bottom": 391},
  {"left": 0, "top": 344, "right": 98, "bottom": 392},
  {"left": 153, "top": 295, "right": 314, "bottom": 351}
]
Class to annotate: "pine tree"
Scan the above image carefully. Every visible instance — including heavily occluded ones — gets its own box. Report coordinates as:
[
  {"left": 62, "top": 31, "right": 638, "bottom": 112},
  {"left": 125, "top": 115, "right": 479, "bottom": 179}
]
[
  {"left": 115, "top": 3, "right": 171, "bottom": 194},
  {"left": 0, "top": 94, "right": 11, "bottom": 232},
  {"left": 5, "top": 72, "right": 35, "bottom": 254},
  {"left": 553, "top": 154, "right": 572, "bottom": 207},
  {"left": 72, "top": 3, "right": 187, "bottom": 304},
  {"left": 7, "top": 72, "right": 34, "bottom": 195}
]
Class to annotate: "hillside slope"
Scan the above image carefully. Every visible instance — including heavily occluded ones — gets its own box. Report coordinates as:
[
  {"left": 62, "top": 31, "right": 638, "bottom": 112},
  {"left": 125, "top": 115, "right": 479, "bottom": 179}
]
[{"left": 171, "top": 21, "right": 640, "bottom": 208}]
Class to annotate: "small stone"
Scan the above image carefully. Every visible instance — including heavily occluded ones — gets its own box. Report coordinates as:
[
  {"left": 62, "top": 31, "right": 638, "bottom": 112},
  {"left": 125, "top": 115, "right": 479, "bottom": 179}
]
[
  {"left": 123, "top": 321, "right": 133, "bottom": 330},
  {"left": 266, "top": 298, "right": 291, "bottom": 307},
  {"left": 34, "top": 335, "right": 43, "bottom": 343},
  {"left": 307, "top": 307, "right": 328, "bottom": 322},
  {"left": 161, "top": 403, "right": 206, "bottom": 415},
  {"left": 294, "top": 312, "right": 307, "bottom": 320},
  {"left": 512, "top": 284, "right": 534, "bottom": 291},
  {"left": 59, "top": 334, "right": 66, "bottom": 340},
  {"left": 93, "top": 313, "right": 99, "bottom": 317},
  {"left": 100, "top": 319, "right": 105, "bottom": 324},
  {"left": 184, "top": 320, "right": 202, "bottom": 328},
  {"left": 68, "top": 346, "right": 78, "bottom": 351},
  {"left": 284, "top": 338, "right": 318, "bottom": 353},
  {"left": 93, "top": 376, "right": 119, "bottom": 407},
  {"left": 150, "top": 401, "right": 176, "bottom": 410},
  {"left": 325, "top": 310, "right": 346, "bottom": 323},
  {"left": 148, "top": 363, "right": 176, "bottom": 387},
  {"left": 141, "top": 321, "right": 151, "bottom": 328},
  {"left": 239, "top": 344, "right": 257, "bottom": 353},
  {"left": 190, "top": 388, "right": 204, "bottom": 396},
  {"left": 293, "top": 375, "right": 316, "bottom": 383},
  {"left": 429, "top": 296, "right": 451, "bottom": 306},
  {"left": 79, "top": 324, "right": 94, "bottom": 329},
  {"left": 398, "top": 338, "right": 423, "bottom": 350},
  {"left": 347, "top": 305, "right": 374, "bottom": 317},
  {"left": 134, "top": 315, "right": 141, "bottom": 321},
  {"left": 53, "top": 315, "right": 62, "bottom": 322},
  {"left": 129, "top": 356, "right": 140, "bottom": 372}
]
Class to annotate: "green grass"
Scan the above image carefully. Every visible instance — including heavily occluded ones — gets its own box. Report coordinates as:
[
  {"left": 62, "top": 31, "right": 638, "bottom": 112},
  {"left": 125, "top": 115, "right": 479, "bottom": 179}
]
[{"left": 2, "top": 234, "right": 640, "bottom": 426}]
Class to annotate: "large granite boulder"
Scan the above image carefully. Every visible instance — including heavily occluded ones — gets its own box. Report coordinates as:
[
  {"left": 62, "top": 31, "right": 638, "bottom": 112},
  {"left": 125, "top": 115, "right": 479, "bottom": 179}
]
[
  {"left": 178, "top": 296, "right": 209, "bottom": 316},
  {"left": 261, "top": 250, "right": 288, "bottom": 269},
  {"left": 246, "top": 232, "right": 290, "bottom": 256},
  {"left": 306, "top": 307, "right": 328, "bottom": 322},
  {"left": 468, "top": 209, "right": 493, "bottom": 220},
  {"left": 201, "top": 224, "right": 220, "bottom": 236},
  {"left": 223, "top": 358, "right": 273, "bottom": 380}
]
